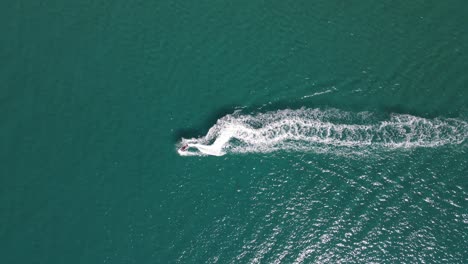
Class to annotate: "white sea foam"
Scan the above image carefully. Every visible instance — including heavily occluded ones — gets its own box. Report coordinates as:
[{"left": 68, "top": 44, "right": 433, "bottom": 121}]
[
  {"left": 301, "top": 87, "right": 337, "bottom": 99},
  {"left": 177, "top": 108, "right": 467, "bottom": 156}
]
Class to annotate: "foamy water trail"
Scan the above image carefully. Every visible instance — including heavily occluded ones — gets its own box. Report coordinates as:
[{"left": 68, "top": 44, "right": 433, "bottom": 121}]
[{"left": 177, "top": 108, "right": 467, "bottom": 156}]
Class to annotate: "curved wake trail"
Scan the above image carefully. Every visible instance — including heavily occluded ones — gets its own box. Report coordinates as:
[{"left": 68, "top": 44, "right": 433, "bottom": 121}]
[{"left": 177, "top": 108, "right": 468, "bottom": 156}]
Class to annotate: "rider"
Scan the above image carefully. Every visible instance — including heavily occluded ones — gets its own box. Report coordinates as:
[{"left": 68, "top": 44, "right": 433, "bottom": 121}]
[{"left": 180, "top": 144, "right": 189, "bottom": 151}]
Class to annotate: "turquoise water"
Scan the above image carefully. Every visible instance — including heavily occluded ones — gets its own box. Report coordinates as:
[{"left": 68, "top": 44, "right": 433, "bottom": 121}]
[{"left": 1, "top": 1, "right": 467, "bottom": 263}]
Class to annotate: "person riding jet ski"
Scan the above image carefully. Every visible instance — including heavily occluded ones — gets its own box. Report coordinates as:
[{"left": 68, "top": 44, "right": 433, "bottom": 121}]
[{"left": 179, "top": 144, "right": 189, "bottom": 151}]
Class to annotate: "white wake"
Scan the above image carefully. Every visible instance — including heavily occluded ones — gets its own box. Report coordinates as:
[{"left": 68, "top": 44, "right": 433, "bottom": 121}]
[{"left": 177, "top": 108, "right": 468, "bottom": 156}]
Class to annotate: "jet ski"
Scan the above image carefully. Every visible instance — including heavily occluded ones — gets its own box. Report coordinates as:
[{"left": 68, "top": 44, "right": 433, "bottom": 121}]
[{"left": 179, "top": 144, "right": 189, "bottom": 151}]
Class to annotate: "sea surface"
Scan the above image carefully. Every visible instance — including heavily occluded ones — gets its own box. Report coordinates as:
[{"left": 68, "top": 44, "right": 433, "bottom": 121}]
[{"left": 1, "top": 1, "right": 467, "bottom": 263}]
